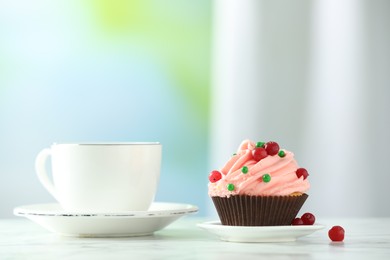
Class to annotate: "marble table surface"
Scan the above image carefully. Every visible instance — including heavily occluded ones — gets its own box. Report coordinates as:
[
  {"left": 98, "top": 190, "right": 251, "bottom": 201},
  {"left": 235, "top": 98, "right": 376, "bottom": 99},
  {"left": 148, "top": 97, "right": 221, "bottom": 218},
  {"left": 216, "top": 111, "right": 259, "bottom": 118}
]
[{"left": 1, "top": 217, "right": 389, "bottom": 259}]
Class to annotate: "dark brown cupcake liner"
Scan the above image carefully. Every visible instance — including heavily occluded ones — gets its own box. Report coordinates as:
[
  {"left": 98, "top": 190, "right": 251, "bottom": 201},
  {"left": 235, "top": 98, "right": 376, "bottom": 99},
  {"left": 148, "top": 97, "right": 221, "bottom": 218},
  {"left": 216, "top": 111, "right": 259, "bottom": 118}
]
[{"left": 211, "top": 194, "right": 308, "bottom": 226}]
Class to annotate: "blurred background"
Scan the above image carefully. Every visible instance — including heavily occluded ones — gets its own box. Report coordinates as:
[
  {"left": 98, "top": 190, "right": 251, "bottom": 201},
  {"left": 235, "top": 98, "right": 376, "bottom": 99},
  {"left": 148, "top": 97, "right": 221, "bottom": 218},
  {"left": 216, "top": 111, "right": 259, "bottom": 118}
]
[{"left": 1, "top": 0, "right": 389, "bottom": 218}]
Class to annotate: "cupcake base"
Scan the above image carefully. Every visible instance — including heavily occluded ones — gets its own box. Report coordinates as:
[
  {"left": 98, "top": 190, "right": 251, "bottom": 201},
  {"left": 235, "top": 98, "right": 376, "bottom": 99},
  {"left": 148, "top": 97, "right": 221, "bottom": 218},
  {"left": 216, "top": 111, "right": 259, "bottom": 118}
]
[{"left": 211, "top": 194, "right": 308, "bottom": 226}]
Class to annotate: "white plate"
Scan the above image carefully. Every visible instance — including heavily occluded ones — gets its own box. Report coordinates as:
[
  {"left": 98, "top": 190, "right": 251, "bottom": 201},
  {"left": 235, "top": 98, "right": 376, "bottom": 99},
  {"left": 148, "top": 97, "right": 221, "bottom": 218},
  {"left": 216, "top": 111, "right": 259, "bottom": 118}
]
[
  {"left": 197, "top": 221, "right": 325, "bottom": 243},
  {"left": 14, "top": 202, "right": 198, "bottom": 237}
]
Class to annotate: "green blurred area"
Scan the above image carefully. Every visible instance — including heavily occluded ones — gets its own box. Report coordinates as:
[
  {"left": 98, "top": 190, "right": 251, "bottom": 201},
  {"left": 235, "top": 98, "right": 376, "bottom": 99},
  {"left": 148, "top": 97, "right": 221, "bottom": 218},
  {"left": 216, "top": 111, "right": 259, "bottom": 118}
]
[{"left": 91, "top": 0, "right": 211, "bottom": 117}]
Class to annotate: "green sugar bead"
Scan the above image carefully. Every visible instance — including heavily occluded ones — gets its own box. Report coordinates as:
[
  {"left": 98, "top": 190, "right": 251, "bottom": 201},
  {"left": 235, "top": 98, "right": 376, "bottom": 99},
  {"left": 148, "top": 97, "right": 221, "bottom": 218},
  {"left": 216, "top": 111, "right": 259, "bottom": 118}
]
[
  {"left": 278, "top": 150, "right": 286, "bottom": 158},
  {"left": 241, "top": 166, "right": 248, "bottom": 174},
  {"left": 262, "top": 173, "right": 271, "bottom": 183},
  {"left": 227, "top": 183, "right": 235, "bottom": 191},
  {"left": 256, "top": 141, "right": 265, "bottom": 148}
]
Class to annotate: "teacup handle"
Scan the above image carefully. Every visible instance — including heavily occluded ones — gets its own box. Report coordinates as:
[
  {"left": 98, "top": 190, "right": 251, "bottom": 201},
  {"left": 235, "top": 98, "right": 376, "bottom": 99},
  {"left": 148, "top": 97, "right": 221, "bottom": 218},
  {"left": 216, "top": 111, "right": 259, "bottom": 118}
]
[{"left": 35, "top": 148, "right": 59, "bottom": 201}]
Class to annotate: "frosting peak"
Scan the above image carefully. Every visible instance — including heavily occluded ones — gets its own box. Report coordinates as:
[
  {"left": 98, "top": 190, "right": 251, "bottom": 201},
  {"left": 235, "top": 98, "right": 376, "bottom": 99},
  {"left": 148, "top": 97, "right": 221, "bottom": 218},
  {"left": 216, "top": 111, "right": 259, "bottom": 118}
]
[{"left": 208, "top": 139, "right": 310, "bottom": 197}]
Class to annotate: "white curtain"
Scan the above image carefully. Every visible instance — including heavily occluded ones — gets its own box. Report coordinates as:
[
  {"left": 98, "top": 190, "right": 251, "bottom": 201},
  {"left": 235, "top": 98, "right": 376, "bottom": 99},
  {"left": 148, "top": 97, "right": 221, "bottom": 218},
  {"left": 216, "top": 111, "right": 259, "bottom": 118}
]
[{"left": 210, "top": 0, "right": 390, "bottom": 217}]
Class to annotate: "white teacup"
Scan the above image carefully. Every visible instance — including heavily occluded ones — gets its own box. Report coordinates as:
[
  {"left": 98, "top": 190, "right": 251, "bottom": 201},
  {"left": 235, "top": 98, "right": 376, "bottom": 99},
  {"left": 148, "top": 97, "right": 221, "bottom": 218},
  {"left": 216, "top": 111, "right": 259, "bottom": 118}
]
[{"left": 35, "top": 142, "right": 162, "bottom": 212}]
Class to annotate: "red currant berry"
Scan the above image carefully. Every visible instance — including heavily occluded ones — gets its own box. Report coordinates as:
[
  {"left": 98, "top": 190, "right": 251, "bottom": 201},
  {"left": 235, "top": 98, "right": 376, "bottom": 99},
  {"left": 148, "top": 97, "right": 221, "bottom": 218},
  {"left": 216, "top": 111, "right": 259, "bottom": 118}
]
[
  {"left": 265, "top": 141, "right": 279, "bottom": 156},
  {"left": 301, "top": 212, "right": 315, "bottom": 225},
  {"left": 209, "top": 170, "right": 222, "bottom": 183},
  {"left": 252, "top": 147, "right": 268, "bottom": 161},
  {"left": 328, "top": 226, "right": 345, "bottom": 242},
  {"left": 296, "top": 168, "right": 309, "bottom": 180},
  {"left": 291, "top": 218, "right": 304, "bottom": 225}
]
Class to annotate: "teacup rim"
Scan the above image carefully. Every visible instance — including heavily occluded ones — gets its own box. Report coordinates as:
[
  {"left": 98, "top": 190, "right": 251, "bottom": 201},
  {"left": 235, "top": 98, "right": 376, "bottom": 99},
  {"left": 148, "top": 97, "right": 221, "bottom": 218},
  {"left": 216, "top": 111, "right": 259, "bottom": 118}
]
[{"left": 52, "top": 142, "right": 161, "bottom": 146}]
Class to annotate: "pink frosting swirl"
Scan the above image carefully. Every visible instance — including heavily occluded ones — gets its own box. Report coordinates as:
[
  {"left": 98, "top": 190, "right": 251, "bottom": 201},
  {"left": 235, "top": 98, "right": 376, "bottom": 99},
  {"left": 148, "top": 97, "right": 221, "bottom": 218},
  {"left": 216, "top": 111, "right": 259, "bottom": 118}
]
[{"left": 208, "top": 139, "right": 310, "bottom": 197}]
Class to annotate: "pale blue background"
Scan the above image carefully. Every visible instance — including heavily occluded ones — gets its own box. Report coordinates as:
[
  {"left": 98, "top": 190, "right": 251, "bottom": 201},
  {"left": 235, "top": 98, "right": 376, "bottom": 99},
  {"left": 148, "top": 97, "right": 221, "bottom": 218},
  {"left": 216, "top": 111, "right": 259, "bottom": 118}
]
[{"left": 0, "top": 0, "right": 211, "bottom": 218}]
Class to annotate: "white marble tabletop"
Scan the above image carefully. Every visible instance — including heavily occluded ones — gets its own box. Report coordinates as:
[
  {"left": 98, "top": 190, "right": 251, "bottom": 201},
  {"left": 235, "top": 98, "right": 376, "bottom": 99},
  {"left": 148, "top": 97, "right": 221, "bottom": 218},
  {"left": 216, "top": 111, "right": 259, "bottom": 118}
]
[{"left": 1, "top": 217, "right": 389, "bottom": 260}]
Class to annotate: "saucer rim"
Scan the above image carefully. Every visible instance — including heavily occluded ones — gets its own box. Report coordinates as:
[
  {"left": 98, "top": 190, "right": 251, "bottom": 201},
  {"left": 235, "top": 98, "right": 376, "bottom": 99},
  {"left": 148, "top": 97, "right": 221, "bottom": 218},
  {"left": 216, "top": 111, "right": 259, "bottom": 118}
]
[
  {"left": 197, "top": 220, "right": 325, "bottom": 230},
  {"left": 197, "top": 220, "right": 325, "bottom": 243},
  {"left": 13, "top": 202, "right": 198, "bottom": 237},
  {"left": 14, "top": 202, "right": 198, "bottom": 218}
]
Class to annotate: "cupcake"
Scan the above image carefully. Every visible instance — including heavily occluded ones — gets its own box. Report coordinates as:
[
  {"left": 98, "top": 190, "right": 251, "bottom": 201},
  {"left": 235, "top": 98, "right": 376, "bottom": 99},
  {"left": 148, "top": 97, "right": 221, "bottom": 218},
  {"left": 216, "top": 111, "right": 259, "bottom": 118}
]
[{"left": 208, "top": 139, "right": 310, "bottom": 226}]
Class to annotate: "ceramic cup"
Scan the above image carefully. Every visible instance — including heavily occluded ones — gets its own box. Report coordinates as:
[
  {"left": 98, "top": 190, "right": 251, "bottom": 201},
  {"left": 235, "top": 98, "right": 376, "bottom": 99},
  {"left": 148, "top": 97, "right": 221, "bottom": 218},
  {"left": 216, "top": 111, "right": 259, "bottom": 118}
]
[{"left": 35, "top": 142, "right": 162, "bottom": 212}]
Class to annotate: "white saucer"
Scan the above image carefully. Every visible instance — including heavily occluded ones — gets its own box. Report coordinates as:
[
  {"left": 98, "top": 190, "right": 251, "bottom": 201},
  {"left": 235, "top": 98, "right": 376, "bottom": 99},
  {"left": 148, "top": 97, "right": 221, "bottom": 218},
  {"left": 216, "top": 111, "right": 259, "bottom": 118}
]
[
  {"left": 14, "top": 202, "right": 198, "bottom": 237},
  {"left": 197, "top": 221, "right": 325, "bottom": 243}
]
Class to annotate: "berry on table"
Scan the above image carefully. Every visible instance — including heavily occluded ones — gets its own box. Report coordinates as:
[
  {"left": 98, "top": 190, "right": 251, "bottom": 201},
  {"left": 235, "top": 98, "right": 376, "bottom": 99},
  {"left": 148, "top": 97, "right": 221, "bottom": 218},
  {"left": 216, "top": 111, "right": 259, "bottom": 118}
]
[
  {"left": 328, "top": 226, "right": 345, "bottom": 242},
  {"left": 301, "top": 212, "right": 315, "bottom": 225},
  {"left": 209, "top": 170, "right": 222, "bottom": 183},
  {"left": 296, "top": 168, "right": 309, "bottom": 180},
  {"left": 265, "top": 141, "right": 279, "bottom": 156},
  {"left": 291, "top": 218, "right": 304, "bottom": 225},
  {"left": 252, "top": 147, "right": 268, "bottom": 161}
]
